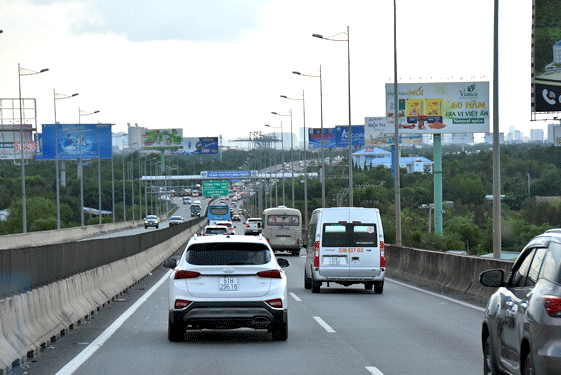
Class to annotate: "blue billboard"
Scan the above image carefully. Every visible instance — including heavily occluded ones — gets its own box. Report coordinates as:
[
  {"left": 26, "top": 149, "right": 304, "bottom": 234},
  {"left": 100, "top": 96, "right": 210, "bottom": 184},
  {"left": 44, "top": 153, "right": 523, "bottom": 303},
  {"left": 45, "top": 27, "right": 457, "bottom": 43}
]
[
  {"left": 37, "top": 124, "right": 113, "bottom": 160},
  {"left": 308, "top": 125, "right": 364, "bottom": 148},
  {"left": 181, "top": 137, "right": 218, "bottom": 155}
]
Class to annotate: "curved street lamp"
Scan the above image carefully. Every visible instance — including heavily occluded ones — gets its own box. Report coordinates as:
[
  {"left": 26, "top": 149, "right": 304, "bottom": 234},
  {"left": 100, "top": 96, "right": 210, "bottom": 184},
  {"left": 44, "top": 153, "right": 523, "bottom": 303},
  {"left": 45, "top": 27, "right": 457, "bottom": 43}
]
[
  {"left": 53, "top": 91, "right": 78, "bottom": 230},
  {"left": 272, "top": 110, "right": 295, "bottom": 206},
  {"left": 293, "top": 67, "right": 325, "bottom": 208},
  {"left": 78, "top": 108, "right": 100, "bottom": 226},
  {"left": 280, "top": 92, "right": 308, "bottom": 227},
  {"left": 265, "top": 123, "right": 285, "bottom": 206},
  {"left": 18, "top": 64, "right": 48, "bottom": 233},
  {"left": 313, "top": 27, "right": 353, "bottom": 206}
]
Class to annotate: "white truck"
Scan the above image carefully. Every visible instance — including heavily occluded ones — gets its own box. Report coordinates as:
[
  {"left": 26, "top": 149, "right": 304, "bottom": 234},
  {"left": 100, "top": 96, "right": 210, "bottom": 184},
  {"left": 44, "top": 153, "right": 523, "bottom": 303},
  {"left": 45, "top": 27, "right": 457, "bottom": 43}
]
[{"left": 244, "top": 217, "right": 262, "bottom": 235}]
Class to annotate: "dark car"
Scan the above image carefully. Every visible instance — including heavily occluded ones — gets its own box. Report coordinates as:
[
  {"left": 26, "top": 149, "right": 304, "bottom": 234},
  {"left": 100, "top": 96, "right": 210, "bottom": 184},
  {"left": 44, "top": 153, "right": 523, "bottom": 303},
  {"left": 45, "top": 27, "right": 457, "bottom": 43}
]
[
  {"left": 231, "top": 214, "right": 241, "bottom": 222},
  {"left": 144, "top": 215, "right": 159, "bottom": 229},
  {"left": 190, "top": 204, "right": 201, "bottom": 217},
  {"left": 480, "top": 228, "right": 561, "bottom": 375}
]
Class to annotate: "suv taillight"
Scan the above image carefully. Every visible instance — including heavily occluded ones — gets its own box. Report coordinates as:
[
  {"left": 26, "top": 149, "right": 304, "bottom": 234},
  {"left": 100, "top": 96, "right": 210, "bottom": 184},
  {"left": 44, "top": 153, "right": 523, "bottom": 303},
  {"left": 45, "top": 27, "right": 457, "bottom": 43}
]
[
  {"left": 174, "top": 299, "right": 192, "bottom": 309},
  {"left": 380, "top": 241, "right": 385, "bottom": 268},
  {"left": 266, "top": 298, "right": 283, "bottom": 308},
  {"left": 174, "top": 270, "right": 201, "bottom": 279},
  {"left": 544, "top": 296, "right": 561, "bottom": 317},
  {"left": 257, "top": 269, "right": 282, "bottom": 278},
  {"left": 314, "top": 241, "right": 320, "bottom": 267}
]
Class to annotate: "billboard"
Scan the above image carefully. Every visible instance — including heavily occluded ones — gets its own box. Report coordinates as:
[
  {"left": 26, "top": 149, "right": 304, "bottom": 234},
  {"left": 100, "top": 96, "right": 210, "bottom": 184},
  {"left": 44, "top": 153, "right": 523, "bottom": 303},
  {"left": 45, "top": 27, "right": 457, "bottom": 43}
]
[
  {"left": 0, "top": 124, "right": 34, "bottom": 160},
  {"left": 181, "top": 137, "right": 218, "bottom": 155},
  {"left": 140, "top": 128, "right": 183, "bottom": 149},
  {"left": 364, "top": 117, "right": 422, "bottom": 145},
  {"left": 385, "top": 82, "right": 490, "bottom": 133},
  {"left": 38, "top": 124, "right": 112, "bottom": 160},
  {"left": 533, "top": 0, "right": 561, "bottom": 113},
  {"left": 308, "top": 126, "right": 364, "bottom": 148}
]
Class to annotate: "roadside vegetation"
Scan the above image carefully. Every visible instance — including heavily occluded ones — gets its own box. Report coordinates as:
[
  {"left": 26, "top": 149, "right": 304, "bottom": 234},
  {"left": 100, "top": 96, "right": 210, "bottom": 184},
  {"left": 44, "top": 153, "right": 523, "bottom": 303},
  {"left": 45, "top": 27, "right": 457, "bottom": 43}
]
[{"left": 1, "top": 143, "right": 560, "bottom": 254}]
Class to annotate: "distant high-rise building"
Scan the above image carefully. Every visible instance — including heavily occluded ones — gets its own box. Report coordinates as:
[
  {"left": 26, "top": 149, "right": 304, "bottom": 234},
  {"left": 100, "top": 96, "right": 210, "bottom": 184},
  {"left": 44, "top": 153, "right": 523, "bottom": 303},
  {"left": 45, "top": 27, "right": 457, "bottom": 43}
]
[
  {"left": 548, "top": 123, "right": 558, "bottom": 141},
  {"left": 530, "top": 129, "right": 544, "bottom": 142}
]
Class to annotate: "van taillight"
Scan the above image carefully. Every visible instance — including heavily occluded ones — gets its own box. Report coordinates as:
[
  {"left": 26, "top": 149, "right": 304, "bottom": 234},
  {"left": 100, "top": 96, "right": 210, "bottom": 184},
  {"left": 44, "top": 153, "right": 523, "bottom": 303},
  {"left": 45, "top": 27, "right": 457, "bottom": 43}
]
[
  {"left": 314, "top": 241, "right": 320, "bottom": 267},
  {"left": 380, "top": 241, "right": 385, "bottom": 268},
  {"left": 544, "top": 296, "right": 561, "bottom": 317}
]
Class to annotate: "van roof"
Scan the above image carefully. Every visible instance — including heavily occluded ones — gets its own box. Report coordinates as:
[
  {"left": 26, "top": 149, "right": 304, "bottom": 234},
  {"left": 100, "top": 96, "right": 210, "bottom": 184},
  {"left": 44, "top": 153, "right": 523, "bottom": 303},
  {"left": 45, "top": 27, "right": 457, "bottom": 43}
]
[{"left": 314, "top": 207, "right": 381, "bottom": 222}]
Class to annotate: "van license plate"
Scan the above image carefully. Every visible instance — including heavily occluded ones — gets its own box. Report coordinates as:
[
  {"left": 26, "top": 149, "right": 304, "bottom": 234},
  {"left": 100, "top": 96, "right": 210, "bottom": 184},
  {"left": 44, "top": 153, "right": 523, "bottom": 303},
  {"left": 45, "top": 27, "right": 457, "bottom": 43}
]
[
  {"left": 329, "top": 257, "right": 341, "bottom": 265},
  {"left": 219, "top": 278, "right": 238, "bottom": 291}
]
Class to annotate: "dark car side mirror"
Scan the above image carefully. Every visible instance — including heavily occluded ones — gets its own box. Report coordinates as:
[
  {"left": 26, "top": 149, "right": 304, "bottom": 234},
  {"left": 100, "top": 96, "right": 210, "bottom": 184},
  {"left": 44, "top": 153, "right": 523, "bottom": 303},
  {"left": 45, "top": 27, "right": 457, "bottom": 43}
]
[
  {"left": 479, "top": 269, "right": 505, "bottom": 287},
  {"left": 163, "top": 258, "right": 177, "bottom": 269},
  {"left": 277, "top": 258, "right": 290, "bottom": 268}
]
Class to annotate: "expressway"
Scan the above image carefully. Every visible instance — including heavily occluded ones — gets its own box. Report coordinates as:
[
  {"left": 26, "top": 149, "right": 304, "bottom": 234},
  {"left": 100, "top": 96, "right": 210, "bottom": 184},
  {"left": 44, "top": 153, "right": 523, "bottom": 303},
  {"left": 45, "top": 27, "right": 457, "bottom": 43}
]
[{"left": 18, "top": 197, "right": 486, "bottom": 375}]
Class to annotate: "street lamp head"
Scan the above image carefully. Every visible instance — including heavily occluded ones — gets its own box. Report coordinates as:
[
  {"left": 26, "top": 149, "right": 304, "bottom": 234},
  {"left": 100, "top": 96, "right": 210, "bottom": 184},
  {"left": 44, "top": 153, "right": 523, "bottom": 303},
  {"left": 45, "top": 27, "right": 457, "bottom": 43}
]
[
  {"left": 72, "top": 93, "right": 79, "bottom": 97},
  {"left": 271, "top": 112, "right": 278, "bottom": 115},
  {"left": 280, "top": 95, "right": 287, "bottom": 98},
  {"left": 40, "top": 69, "right": 49, "bottom": 73},
  {"left": 292, "top": 71, "right": 301, "bottom": 75},
  {"left": 312, "top": 34, "right": 323, "bottom": 39},
  {"left": 94, "top": 110, "right": 100, "bottom": 114}
]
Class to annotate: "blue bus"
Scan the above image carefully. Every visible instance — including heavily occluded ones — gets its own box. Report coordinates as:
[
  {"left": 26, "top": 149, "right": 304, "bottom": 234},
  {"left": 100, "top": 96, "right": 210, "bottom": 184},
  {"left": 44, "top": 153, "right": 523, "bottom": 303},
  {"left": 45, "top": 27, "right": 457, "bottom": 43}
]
[{"left": 207, "top": 204, "right": 231, "bottom": 225}]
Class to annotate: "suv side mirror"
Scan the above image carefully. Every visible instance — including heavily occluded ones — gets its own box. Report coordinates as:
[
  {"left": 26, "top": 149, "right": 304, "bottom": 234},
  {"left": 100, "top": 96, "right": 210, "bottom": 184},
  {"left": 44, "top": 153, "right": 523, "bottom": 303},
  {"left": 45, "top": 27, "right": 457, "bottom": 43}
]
[
  {"left": 163, "top": 258, "right": 177, "bottom": 269},
  {"left": 277, "top": 258, "right": 290, "bottom": 268},
  {"left": 479, "top": 269, "right": 505, "bottom": 287}
]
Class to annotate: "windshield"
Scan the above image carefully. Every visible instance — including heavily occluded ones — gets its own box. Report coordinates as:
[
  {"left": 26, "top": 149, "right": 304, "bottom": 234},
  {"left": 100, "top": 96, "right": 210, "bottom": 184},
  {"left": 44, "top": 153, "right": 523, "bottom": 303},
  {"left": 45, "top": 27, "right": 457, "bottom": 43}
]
[
  {"left": 266, "top": 215, "right": 300, "bottom": 226},
  {"left": 146, "top": 216, "right": 158, "bottom": 220},
  {"left": 186, "top": 242, "right": 271, "bottom": 265},
  {"left": 209, "top": 206, "right": 229, "bottom": 215},
  {"left": 322, "top": 223, "right": 378, "bottom": 248},
  {"left": 170, "top": 217, "right": 182, "bottom": 221}
]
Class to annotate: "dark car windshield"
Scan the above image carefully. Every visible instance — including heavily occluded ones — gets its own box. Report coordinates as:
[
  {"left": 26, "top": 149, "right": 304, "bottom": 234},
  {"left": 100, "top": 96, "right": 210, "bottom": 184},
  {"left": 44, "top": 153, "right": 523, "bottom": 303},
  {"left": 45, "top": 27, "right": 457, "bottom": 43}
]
[
  {"left": 186, "top": 242, "right": 271, "bottom": 265},
  {"left": 322, "top": 223, "right": 378, "bottom": 248},
  {"left": 146, "top": 216, "right": 158, "bottom": 220},
  {"left": 170, "top": 216, "right": 182, "bottom": 221}
]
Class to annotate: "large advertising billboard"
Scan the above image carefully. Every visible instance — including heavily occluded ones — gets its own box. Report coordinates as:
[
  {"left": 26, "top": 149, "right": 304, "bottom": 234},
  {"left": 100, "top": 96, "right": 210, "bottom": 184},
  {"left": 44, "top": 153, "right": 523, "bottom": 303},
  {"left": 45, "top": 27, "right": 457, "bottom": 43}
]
[
  {"left": 533, "top": 0, "right": 561, "bottom": 113},
  {"left": 364, "top": 117, "right": 422, "bottom": 145},
  {"left": 0, "top": 124, "right": 34, "bottom": 160},
  {"left": 181, "top": 137, "right": 218, "bottom": 155},
  {"left": 385, "top": 82, "right": 490, "bottom": 134},
  {"left": 141, "top": 128, "right": 183, "bottom": 150},
  {"left": 38, "top": 124, "right": 112, "bottom": 160},
  {"left": 308, "top": 126, "right": 364, "bottom": 148}
]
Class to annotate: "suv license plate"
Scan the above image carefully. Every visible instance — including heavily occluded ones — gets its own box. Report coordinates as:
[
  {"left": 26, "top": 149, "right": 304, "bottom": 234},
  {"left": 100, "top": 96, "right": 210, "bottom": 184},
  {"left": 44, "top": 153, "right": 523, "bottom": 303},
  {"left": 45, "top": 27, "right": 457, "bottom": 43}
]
[{"left": 219, "top": 277, "right": 238, "bottom": 291}]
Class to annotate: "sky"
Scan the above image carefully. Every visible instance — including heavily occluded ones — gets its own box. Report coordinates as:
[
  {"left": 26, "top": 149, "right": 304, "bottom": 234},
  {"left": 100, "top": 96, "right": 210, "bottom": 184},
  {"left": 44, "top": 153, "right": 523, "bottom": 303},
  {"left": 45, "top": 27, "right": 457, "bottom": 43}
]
[{"left": 0, "top": 0, "right": 545, "bottom": 147}]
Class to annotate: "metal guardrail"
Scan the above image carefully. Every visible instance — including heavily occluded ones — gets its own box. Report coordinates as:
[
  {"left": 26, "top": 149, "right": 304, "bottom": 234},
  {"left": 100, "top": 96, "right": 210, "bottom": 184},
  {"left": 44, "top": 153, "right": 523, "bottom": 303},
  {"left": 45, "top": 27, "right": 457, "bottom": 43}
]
[{"left": 0, "top": 216, "right": 205, "bottom": 300}]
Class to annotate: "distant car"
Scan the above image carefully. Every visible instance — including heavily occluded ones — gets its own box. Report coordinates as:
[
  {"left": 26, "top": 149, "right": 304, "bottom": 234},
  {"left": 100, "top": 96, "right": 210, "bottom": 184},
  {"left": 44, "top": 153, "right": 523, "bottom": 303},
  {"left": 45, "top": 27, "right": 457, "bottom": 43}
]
[
  {"left": 244, "top": 218, "right": 262, "bottom": 235},
  {"left": 231, "top": 214, "right": 241, "bottom": 222},
  {"left": 202, "top": 225, "right": 229, "bottom": 236},
  {"left": 169, "top": 216, "right": 184, "bottom": 226},
  {"left": 163, "top": 234, "right": 290, "bottom": 342},
  {"left": 190, "top": 204, "right": 201, "bottom": 217},
  {"left": 183, "top": 197, "right": 191, "bottom": 204},
  {"left": 481, "top": 228, "right": 561, "bottom": 375},
  {"left": 144, "top": 215, "right": 160, "bottom": 229},
  {"left": 216, "top": 220, "right": 235, "bottom": 235},
  {"left": 193, "top": 200, "right": 201, "bottom": 206}
]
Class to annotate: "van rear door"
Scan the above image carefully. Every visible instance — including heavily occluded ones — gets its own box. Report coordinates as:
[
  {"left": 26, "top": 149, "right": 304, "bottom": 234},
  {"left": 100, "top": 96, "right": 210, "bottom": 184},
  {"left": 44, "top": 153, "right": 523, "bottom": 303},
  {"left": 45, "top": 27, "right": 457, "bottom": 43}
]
[
  {"left": 319, "top": 223, "right": 351, "bottom": 277},
  {"left": 347, "top": 223, "right": 380, "bottom": 277}
]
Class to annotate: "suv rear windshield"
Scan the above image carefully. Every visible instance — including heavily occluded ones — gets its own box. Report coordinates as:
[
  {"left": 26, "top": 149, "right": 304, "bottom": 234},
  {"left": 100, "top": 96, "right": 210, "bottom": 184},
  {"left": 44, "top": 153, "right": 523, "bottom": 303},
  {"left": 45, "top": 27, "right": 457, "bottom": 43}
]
[
  {"left": 322, "top": 223, "right": 378, "bottom": 247},
  {"left": 186, "top": 242, "right": 271, "bottom": 265}
]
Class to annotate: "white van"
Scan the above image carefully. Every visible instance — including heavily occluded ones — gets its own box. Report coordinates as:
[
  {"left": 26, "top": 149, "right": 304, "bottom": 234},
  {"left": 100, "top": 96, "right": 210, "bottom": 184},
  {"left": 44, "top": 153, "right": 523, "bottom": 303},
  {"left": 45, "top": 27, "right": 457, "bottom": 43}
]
[{"left": 304, "top": 207, "right": 385, "bottom": 294}]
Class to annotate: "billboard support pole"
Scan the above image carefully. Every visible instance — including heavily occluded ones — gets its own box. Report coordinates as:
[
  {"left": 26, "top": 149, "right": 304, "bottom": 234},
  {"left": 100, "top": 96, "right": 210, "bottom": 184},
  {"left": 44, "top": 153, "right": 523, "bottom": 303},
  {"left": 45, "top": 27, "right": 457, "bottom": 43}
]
[
  {"left": 434, "top": 134, "right": 443, "bottom": 234},
  {"left": 492, "top": 0, "right": 501, "bottom": 259}
]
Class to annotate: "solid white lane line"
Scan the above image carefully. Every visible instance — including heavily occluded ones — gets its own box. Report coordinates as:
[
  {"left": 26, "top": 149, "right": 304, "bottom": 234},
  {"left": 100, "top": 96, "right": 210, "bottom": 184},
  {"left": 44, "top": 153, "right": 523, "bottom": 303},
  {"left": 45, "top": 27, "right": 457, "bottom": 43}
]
[
  {"left": 386, "top": 278, "right": 485, "bottom": 312},
  {"left": 55, "top": 270, "right": 172, "bottom": 375},
  {"left": 365, "top": 366, "right": 385, "bottom": 375},
  {"left": 289, "top": 292, "right": 302, "bottom": 301},
  {"left": 313, "top": 316, "right": 336, "bottom": 333}
]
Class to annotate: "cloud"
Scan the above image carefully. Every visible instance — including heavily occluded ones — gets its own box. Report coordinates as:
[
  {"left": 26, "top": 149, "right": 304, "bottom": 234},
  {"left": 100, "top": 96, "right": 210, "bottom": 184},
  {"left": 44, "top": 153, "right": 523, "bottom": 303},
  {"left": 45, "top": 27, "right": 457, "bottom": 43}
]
[{"left": 30, "top": 0, "right": 275, "bottom": 42}]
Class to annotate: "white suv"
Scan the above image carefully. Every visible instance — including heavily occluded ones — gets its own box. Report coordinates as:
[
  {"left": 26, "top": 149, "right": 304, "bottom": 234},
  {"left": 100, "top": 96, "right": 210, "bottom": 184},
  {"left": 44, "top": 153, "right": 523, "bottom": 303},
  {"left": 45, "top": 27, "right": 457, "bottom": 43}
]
[{"left": 163, "top": 234, "right": 290, "bottom": 341}]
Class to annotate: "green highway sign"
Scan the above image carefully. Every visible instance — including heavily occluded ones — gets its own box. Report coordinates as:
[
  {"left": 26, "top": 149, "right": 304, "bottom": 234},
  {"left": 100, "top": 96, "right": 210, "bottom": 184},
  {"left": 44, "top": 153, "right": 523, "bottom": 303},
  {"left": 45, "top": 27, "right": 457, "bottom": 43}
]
[{"left": 202, "top": 180, "right": 228, "bottom": 196}]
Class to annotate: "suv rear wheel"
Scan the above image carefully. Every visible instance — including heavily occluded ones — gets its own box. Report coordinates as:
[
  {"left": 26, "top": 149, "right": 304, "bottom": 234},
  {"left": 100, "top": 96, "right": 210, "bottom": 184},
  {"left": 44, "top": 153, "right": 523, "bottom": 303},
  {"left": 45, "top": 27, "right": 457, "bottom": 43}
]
[
  {"left": 270, "top": 316, "right": 288, "bottom": 341},
  {"left": 168, "top": 316, "right": 185, "bottom": 342}
]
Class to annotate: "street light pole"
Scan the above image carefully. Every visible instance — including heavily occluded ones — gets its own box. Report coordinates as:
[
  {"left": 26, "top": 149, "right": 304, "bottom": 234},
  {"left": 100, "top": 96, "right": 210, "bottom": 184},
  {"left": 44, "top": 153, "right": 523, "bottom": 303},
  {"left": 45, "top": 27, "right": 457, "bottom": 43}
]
[
  {"left": 78, "top": 108, "right": 100, "bottom": 226},
  {"left": 313, "top": 27, "right": 353, "bottom": 206},
  {"left": 293, "top": 66, "right": 325, "bottom": 207},
  {"left": 18, "top": 64, "right": 48, "bottom": 233},
  {"left": 53, "top": 91, "right": 78, "bottom": 229},
  {"left": 265, "top": 123, "right": 285, "bottom": 205}
]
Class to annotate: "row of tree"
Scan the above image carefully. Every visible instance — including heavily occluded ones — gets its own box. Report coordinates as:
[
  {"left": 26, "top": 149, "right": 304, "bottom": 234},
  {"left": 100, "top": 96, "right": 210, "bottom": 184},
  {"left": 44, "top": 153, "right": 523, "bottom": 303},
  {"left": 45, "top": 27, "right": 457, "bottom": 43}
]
[{"left": 1, "top": 144, "right": 561, "bottom": 254}]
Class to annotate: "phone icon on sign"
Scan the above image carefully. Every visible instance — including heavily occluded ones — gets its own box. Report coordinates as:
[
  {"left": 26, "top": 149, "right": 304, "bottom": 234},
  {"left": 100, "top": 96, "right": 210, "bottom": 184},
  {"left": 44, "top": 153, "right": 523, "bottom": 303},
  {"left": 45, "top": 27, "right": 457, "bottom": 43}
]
[{"left": 542, "top": 89, "right": 557, "bottom": 105}]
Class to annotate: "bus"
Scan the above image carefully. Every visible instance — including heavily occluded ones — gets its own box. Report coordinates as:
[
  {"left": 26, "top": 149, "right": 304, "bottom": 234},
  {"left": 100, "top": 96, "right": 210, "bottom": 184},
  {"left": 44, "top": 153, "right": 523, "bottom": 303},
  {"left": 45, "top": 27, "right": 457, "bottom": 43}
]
[
  {"left": 207, "top": 204, "right": 231, "bottom": 226},
  {"left": 262, "top": 205, "right": 302, "bottom": 256}
]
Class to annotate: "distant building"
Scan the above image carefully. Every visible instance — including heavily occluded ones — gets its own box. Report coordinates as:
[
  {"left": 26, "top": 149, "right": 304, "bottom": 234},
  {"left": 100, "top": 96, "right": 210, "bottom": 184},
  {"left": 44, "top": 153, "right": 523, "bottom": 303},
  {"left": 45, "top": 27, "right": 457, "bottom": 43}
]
[
  {"left": 548, "top": 123, "right": 558, "bottom": 142},
  {"left": 484, "top": 133, "right": 505, "bottom": 143},
  {"left": 352, "top": 147, "right": 433, "bottom": 173},
  {"left": 530, "top": 129, "right": 544, "bottom": 142}
]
